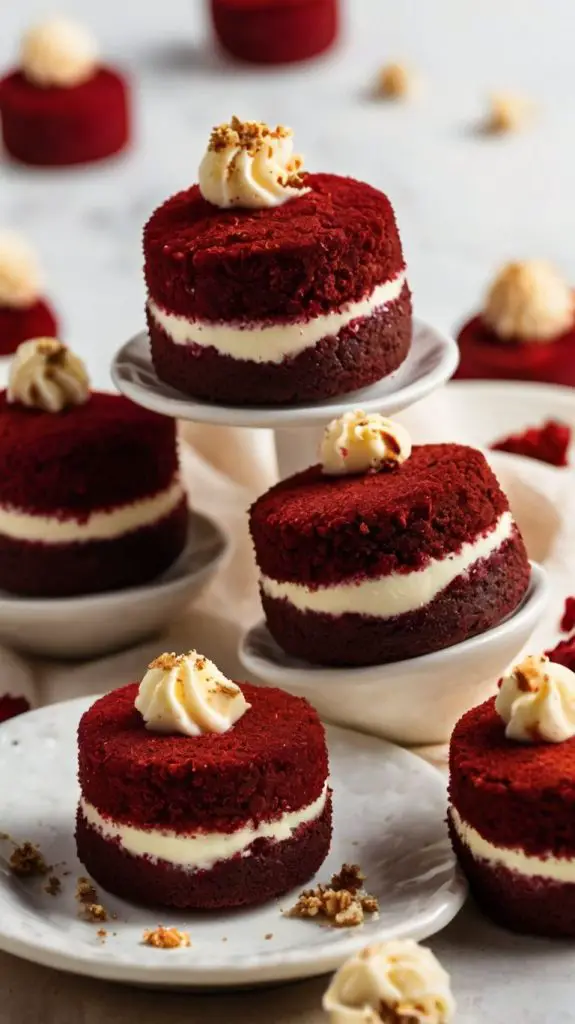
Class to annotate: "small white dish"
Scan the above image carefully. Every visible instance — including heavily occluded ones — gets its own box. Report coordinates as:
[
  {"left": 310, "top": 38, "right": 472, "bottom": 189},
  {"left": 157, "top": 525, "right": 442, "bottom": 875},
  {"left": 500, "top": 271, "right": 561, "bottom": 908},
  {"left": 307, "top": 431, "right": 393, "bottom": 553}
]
[
  {"left": 110, "top": 320, "right": 459, "bottom": 429},
  {"left": 0, "top": 512, "right": 227, "bottom": 660},
  {"left": 0, "top": 696, "right": 465, "bottom": 989},
  {"left": 239, "top": 562, "right": 549, "bottom": 747}
]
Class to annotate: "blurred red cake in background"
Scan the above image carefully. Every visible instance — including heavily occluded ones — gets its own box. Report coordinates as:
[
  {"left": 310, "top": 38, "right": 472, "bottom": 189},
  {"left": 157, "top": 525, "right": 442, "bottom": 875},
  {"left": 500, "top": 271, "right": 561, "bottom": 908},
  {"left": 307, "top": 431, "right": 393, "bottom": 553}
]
[
  {"left": 210, "top": 0, "right": 339, "bottom": 65},
  {"left": 0, "top": 17, "right": 130, "bottom": 167},
  {"left": 0, "top": 339, "right": 187, "bottom": 598},
  {"left": 0, "top": 232, "right": 58, "bottom": 356},
  {"left": 455, "top": 261, "right": 575, "bottom": 385}
]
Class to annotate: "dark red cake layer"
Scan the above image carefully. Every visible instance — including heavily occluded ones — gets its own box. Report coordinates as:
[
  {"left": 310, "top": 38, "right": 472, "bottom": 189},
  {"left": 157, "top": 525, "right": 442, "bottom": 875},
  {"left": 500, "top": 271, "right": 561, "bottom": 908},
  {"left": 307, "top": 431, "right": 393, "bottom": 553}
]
[
  {"left": 0, "top": 67, "right": 130, "bottom": 167},
  {"left": 211, "top": 0, "right": 339, "bottom": 65},
  {"left": 450, "top": 698, "right": 575, "bottom": 857},
  {"left": 0, "top": 391, "right": 178, "bottom": 514},
  {"left": 491, "top": 419, "right": 571, "bottom": 467},
  {"left": 148, "top": 284, "right": 411, "bottom": 405},
  {"left": 0, "top": 694, "right": 30, "bottom": 723},
  {"left": 0, "top": 498, "right": 187, "bottom": 598},
  {"left": 78, "top": 682, "right": 328, "bottom": 832},
  {"left": 0, "top": 299, "right": 58, "bottom": 356},
  {"left": 76, "top": 796, "right": 332, "bottom": 910},
  {"left": 250, "top": 444, "right": 510, "bottom": 586},
  {"left": 449, "top": 818, "right": 575, "bottom": 938},
  {"left": 261, "top": 533, "right": 530, "bottom": 666},
  {"left": 455, "top": 315, "right": 575, "bottom": 386},
  {"left": 143, "top": 173, "right": 405, "bottom": 322}
]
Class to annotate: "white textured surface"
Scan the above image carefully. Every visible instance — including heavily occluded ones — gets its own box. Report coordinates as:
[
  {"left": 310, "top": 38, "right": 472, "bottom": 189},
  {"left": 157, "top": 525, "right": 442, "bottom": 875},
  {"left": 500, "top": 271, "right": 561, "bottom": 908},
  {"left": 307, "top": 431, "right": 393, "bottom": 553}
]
[{"left": 0, "top": 697, "right": 464, "bottom": 987}]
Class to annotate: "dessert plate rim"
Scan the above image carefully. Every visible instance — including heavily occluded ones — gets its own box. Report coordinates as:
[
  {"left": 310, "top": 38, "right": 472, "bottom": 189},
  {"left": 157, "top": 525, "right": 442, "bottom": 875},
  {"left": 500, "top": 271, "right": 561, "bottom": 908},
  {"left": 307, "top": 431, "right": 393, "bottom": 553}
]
[
  {"left": 0, "top": 696, "right": 466, "bottom": 988},
  {"left": 110, "top": 319, "right": 459, "bottom": 429}
]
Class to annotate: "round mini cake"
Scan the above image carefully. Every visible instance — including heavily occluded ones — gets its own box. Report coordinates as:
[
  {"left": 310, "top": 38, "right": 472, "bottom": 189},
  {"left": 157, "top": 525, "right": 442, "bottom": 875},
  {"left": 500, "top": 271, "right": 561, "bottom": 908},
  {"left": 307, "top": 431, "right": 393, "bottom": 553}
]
[
  {"left": 0, "top": 338, "right": 187, "bottom": 598},
  {"left": 0, "top": 17, "right": 130, "bottom": 167},
  {"left": 0, "top": 231, "right": 57, "bottom": 356},
  {"left": 455, "top": 261, "right": 575, "bottom": 386},
  {"left": 210, "top": 0, "right": 339, "bottom": 65},
  {"left": 75, "top": 650, "right": 332, "bottom": 910},
  {"left": 144, "top": 117, "right": 411, "bottom": 406},
  {"left": 249, "top": 411, "right": 531, "bottom": 667},
  {"left": 449, "top": 653, "right": 575, "bottom": 937}
]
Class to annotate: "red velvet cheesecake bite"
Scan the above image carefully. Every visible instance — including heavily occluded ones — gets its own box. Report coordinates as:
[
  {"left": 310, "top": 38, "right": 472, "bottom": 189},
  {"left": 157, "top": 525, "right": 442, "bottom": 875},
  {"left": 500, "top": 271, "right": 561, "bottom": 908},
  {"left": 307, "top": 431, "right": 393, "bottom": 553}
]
[
  {"left": 455, "top": 261, "right": 575, "bottom": 385},
  {"left": 0, "top": 338, "right": 187, "bottom": 597},
  {"left": 449, "top": 653, "right": 575, "bottom": 937},
  {"left": 144, "top": 117, "right": 411, "bottom": 406},
  {"left": 249, "top": 411, "right": 530, "bottom": 667},
  {"left": 0, "top": 17, "right": 130, "bottom": 167},
  {"left": 210, "top": 0, "right": 339, "bottom": 65},
  {"left": 75, "top": 649, "right": 332, "bottom": 910},
  {"left": 0, "top": 232, "right": 58, "bottom": 356}
]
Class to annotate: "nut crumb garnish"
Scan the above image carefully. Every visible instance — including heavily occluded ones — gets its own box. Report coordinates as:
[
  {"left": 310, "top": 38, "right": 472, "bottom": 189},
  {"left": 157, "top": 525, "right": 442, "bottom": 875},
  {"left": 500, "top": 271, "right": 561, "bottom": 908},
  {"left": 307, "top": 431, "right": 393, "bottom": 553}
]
[
  {"left": 44, "top": 875, "right": 61, "bottom": 896},
  {"left": 9, "top": 842, "right": 48, "bottom": 877},
  {"left": 485, "top": 92, "right": 534, "bottom": 134},
  {"left": 265, "top": 933, "right": 273, "bottom": 940},
  {"left": 143, "top": 926, "right": 191, "bottom": 949},
  {"left": 208, "top": 116, "right": 291, "bottom": 155},
  {"left": 97, "top": 929, "right": 107, "bottom": 942},
  {"left": 75, "top": 876, "right": 108, "bottom": 922},
  {"left": 376, "top": 62, "right": 416, "bottom": 99},
  {"left": 285, "top": 863, "right": 378, "bottom": 928}
]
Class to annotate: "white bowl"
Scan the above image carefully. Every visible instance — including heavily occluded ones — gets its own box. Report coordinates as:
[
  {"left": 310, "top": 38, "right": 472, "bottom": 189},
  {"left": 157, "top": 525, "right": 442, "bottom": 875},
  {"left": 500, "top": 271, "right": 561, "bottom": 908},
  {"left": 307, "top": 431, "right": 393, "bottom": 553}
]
[
  {"left": 110, "top": 320, "right": 459, "bottom": 429},
  {"left": 0, "top": 511, "right": 228, "bottom": 660},
  {"left": 239, "top": 562, "right": 549, "bottom": 747}
]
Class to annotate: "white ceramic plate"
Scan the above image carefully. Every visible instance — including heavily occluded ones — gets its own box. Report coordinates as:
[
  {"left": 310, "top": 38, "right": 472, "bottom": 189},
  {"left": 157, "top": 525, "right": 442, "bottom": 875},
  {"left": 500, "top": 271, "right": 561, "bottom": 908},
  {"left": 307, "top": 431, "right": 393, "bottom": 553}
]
[
  {"left": 239, "top": 563, "right": 548, "bottom": 747},
  {"left": 0, "top": 696, "right": 465, "bottom": 989},
  {"left": 110, "top": 320, "right": 459, "bottom": 428},
  {"left": 0, "top": 512, "right": 227, "bottom": 660}
]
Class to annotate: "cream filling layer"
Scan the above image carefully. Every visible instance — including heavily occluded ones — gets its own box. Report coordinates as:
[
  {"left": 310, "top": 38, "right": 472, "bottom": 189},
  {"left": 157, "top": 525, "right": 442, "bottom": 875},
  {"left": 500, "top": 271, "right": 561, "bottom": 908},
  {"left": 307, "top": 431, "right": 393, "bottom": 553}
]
[
  {"left": 260, "top": 511, "right": 515, "bottom": 618},
  {"left": 0, "top": 478, "right": 184, "bottom": 544},
  {"left": 450, "top": 806, "right": 575, "bottom": 883},
  {"left": 148, "top": 272, "right": 406, "bottom": 364},
  {"left": 79, "top": 784, "right": 328, "bottom": 870}
]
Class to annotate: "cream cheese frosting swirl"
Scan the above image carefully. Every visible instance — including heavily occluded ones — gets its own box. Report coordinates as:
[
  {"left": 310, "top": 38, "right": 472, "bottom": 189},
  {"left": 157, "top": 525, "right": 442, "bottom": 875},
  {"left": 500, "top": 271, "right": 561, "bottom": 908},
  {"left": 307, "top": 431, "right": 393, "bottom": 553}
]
[
  {"left": 7, "top": 338, "right": 90, "bottom": 412},
  {"left": 135, "top": 650, "right": 251, "bottom": 737},
  {"left": 323, "top": 941, "right": 455, "bottom": 1024},
  {"left": 496, "top": 653, "right": 575, "bottom": 743},
  {"left": 21, "top": 17, "right": 98, "bottom": 88},
  {"left": 321, "top": 410, "right": 412, "bottom": 476},
  {"left": 0, "top": 231, "right": 42, "bottom": 308},
  {"left": 198, "top": 117, "right": 310, "bottom": 209},
  {"left": 483, "top": 261, "right": 574, "bottom": 343}
]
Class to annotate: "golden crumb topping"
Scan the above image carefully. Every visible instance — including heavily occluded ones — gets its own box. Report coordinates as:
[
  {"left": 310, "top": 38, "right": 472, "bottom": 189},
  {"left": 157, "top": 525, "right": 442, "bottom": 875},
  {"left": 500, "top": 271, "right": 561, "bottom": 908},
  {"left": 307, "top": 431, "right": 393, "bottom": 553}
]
[
  {"left": 9, "top": 842, "right": 48, "bottom": 878},
  {"left": 143, "top": 926, "right": 191, "bottom": 949},
  {"left": 286, "top": 863, "right": 379, "bottom": 928}
]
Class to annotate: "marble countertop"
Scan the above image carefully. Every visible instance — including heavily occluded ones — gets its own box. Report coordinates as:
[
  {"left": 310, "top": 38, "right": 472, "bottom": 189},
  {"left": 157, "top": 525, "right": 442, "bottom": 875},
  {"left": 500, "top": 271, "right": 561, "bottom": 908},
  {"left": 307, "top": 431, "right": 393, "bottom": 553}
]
[{"left": 2, "top": 0, "right": 575, "bottom": 1020}]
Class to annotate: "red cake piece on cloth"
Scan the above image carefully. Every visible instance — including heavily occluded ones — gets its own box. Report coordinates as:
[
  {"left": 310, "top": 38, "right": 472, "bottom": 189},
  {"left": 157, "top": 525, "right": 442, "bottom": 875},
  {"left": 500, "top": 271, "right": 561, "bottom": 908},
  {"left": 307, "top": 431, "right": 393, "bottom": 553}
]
[
  {"left": 210, "top": 0, "right": 339, "bottom": 64},
  {"left": 0, "top": 232, "right": 58, "bottom": 356},
  {"left": 491, "top": 419, "right": 571, "bottom": 467},
  {"left": 0, "top": 18, "right": 130, "bottom": 167}
]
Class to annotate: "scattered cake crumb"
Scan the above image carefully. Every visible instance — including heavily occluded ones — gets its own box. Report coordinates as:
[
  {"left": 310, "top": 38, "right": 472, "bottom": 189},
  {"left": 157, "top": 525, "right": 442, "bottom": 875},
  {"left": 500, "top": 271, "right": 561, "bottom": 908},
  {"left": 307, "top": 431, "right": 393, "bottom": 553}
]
[
  {"left": 485, "top": 91, "right": 534, "bottom": 134},
  {"left": 97, "top": 929, "right": 107, "bottom": 942},
  {"left": 75, "top": 876, "right": 108, "bottom": 922},
  {"left": 491, "top": 420, "right": 570, "bottom": 467},
  {"left": 222, "top": 937, "right": 228, "bottom": 943},
  {"left": 376, "top": 62, "right": 415, "bottom": 99},
  {"left": 546, "top": 635, "right": 575, "bottom": 672},
  {"left": 9, "top": 842, "right": 48, "bottom": 878},
  {"left": 44, "top": 875, "right": 61, "bottom": 896},
  {"left": 561, "top": 597, "right": 575, "bottom": 634},
  {"left": 265, "top": 933, "right": 273, "bottom": 940},
  {"left": 285, "top": 863, "right": 379, "bottom": 928},
  {"left": 142, "top": 926, "right": 191, "bottom": 949}
]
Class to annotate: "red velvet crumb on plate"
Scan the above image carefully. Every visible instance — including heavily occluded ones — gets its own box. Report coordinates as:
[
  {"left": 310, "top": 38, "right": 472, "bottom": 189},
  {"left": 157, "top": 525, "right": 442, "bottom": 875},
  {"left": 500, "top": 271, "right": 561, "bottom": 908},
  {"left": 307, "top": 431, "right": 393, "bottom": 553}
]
[
  {"left": 491, "top": 419, "right": 571, "bottom": 467},
  {"left": 0, "top": 695, "right": 30, "bottom": 724}
]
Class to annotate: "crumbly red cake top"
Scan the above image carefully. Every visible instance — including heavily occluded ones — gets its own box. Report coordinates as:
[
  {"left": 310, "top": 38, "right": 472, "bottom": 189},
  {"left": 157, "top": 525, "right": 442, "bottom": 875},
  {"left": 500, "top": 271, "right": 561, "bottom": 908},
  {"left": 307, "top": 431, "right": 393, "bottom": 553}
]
[
  {"left": 78, "top": 681, "right": 328, "bottom": 832},
  {"left": 0, "top": 391, "right": 178, "bottom": 515},
  {"left": 450, "top": 697, "right": 575, "bottom": 857},
  {"left": 250, "top": 443, "right": 511, "bottom": 586},
  {"left": 491, "top": 420, "right": 571, "bottom": 467},
  {"left": 143, "top": 173, "right": 405, "bottom": 322},
  {"left": 0, "top": 68, "right": 125, "bottom": 112},
  {"left": 460, "top": 314, "right": 575, "bottom": 356}
]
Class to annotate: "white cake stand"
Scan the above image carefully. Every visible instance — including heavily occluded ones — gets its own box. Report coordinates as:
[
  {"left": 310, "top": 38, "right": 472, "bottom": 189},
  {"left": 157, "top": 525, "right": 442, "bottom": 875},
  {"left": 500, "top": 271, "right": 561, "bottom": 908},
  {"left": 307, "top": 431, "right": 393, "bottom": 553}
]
[{"left": 111, "top": 319, "right": 458, "bottom": 478}]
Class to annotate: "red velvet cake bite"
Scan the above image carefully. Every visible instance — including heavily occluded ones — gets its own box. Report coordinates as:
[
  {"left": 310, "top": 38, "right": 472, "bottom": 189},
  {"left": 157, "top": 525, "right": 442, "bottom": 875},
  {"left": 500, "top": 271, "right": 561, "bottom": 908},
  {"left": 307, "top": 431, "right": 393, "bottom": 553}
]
[
  {"left": 455, "top": 261, "right": 575, "bottom": 385},
  {"left": 0, "top": 231, "right": 58, "bottom": 356},
  {"left": 75, "top": 649, "right": 332, "bottom": 910},
  {"left": 210, "top": 0, "right": 339, "bottom": 65},
  {"left": 144, "top": 117, "right": 411, "bottom": 405},
  {"left": 249, "top": 410, "right": 530, "bottom": 667},
  {"left": 0, "top": 338, "right": 187, "bottom": 597},
  {"left": 0, "top": 17, "right": 130, "bottom": 167},
  {"left": 449, "top": 653, "right": 575, "bottom": 937}
]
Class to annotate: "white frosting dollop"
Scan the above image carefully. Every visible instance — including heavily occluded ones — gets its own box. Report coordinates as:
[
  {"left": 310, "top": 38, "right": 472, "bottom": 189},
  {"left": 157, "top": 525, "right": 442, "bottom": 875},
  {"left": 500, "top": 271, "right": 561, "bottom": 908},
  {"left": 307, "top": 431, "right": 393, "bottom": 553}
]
[
  {"left": 0, "top": 231, "right": 42, "bottom": 308},
  {"left": 135, "top": 650, "right": 251, "bottom": 737},
  {"left": 21, "top": 17, "right": 98, "bottom": 88},
  {"left": 323, "top": 941, "right": 455, "bottom": 1024},
  {"left": 483, "top": 261, "right": 574, "bottom": 343},
  {"left": 198, "top": 117, "right": 310, "bottom": 209},
  {"left": 321, "top": 410, "right": 412, "bottom": 476},
  {"left": 7, "top": 338, "right": 90, "bottom": 412},
  {"left": 495, "top": 654, "right": 575, "bottom": 744}
]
